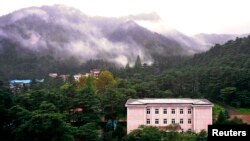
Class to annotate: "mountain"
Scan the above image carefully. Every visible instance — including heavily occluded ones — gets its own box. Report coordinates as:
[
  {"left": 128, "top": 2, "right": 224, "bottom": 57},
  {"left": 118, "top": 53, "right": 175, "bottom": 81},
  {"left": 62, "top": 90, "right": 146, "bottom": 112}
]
[
  {"left": 1, "top": 5, "right": 244, "bottom": 63},
  {"left": 187, "top": 35, "right": 250, "bottom": 68},
  {"left": 162, "top": 29, "right": 207, "bottom": 53},
  {"left": 0, "top": 5, "right": 201, "bottom": 79},
  {"left": 105, "top": 21, "right": 188, "bottom": 56},
  {"left": 0, "top": 5, "right": 247, "bottom": 79},
  {"left": 193, "top": 33, "right": 249, "bottom": 47},
  {"left": 154, "top": 35, "right": 250, "bottom": 110},
  {"left": 0, "top": 5, "right": 196, "bottom": 66},
  {"left": 162, "top": 31, "right": 250, "bottom": 54}
]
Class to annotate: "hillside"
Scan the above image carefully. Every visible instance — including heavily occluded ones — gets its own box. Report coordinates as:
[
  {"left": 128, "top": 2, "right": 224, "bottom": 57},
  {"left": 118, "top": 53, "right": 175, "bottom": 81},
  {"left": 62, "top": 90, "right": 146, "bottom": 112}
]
[
  {"left": 0, "top": 5, "right": 248, "bottom": 80},
  {"left": 1, "top": 30, "right": 249, "bottom": 141},
  {"left": 114, "top": 35, "right": 250, "bottom": 109},
  {"left": 188, "top": 36, "right": 250, "bottom": 68},
  {"left": 153, "top": 36, "right": 250, "bottom": 109},
  {"left": 1, "top": 3, "right": 250, "bottom": 141},
  {"left": 0, "top": 5, "right": 203, "bottom": 79},
  {"left": 0, "top": 5, "right": 196, "bottom": 61},
  {"left": 193, "top": 33, "right": 239, "bottom": 47}
]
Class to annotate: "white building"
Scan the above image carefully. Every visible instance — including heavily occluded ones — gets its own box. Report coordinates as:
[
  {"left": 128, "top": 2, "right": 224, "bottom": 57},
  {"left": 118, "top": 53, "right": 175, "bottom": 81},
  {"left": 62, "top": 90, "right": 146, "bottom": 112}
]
[{"left": 125, "top": 98, "right": 213, "bottom": 133}]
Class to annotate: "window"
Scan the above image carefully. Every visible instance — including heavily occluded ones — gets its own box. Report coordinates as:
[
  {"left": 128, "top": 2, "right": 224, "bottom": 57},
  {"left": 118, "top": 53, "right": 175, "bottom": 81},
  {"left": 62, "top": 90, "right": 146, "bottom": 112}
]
[
  {"left": 147, "top": 119, "right": 150, "bottom": 124},
  {"left": 172, "top": 119, "right": 175, "bottom": 124},
  {"left": 188, "top": 109, "right": 192, "bottom": 114},
  {"left": 155, "top": 119, "right": 159, "bottom": 124},
  {"left": 188, "top": 119, "right": 192, "bottom": 124},
  {"left": 163, "top": 119, "right": 167, "bottom": 124},
  {"left": 163, "top": 109, "right": 167, "bottom": 114},
  {"left": 180, "top": 109, "right": 183, "bottom": 114},
  {"left": 171, "top": 109, "right": 175, "bottom": 114},
  {"left": 155, "top": 109, "right": 159, "bottom": 114},
  {"left": 146, "top": 109, "right": 150, "bottom": 114},
  {"left": 188, "top": 129, "right": 192, "bottom": 132},
  {"left": 180, "top": 119, "right": 183, "bottom": 124}
]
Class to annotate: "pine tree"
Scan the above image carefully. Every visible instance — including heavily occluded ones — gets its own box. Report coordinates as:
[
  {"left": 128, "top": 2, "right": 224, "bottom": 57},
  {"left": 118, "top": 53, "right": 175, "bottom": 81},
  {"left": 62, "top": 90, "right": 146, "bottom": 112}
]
[
  {"left": 216, "top": 111, "right": 226, "bottom": 124},
  {"left": 125, "top": 62, "right": 130, "bottom": 70},
  {"left": 134, "top": 55, "right": 142, "bottom": 69}
]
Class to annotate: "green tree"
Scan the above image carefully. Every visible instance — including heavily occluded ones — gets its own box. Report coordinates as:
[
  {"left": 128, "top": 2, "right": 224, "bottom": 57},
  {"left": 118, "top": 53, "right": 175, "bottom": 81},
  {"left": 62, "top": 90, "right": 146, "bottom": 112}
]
[
  {"left": 95, "top": 70, "right": 116, "bottom": 93},
  {"left": 75, "top": 123, "right": 100, "bottom": 141},
  {"left": 220, "top": 87, "right": 237, "bottom": 104},
  {"left": 75, "top": 76, "right": 88, "bottom": 90},
  {"left": 134, "top": 55, "right": 142, "bottom": 69},
  {"left": 196, "top": 130, "right": 207, "bottom": 141},
  {"left": 0, "top": 87, "right": 13, "bottom": 141},
  {"left": 163, "top": 131, "right": 181, "bottom": 141},
  {"left": 125, "top": 62, "right": 130, "bottom": 70},
  {"left": 38, "top": 101, "right": 58, "bottom": 113},
  {"left": 215, "top": 111, "right": 227, "bottom": 124},
  {"left": 8, "top": 105, "right": 31, "bottom": 129},
  {"left": 112, "top": 124, "right": 126, "bottom": 141},
  {"left": 236, "top": 90, "right": 250, "bottom": 107},
  {"left": 101, "top": 88, "right": 126, "bottom": 121},
  {"left": 70, "top": 77, "right": 100, "bottom": 125},
  {"left": 16, "top": 113, "right": 74, "bottom": 141},
  {"left": 125, "top": 125, "right": 162, "bottom": 141}
]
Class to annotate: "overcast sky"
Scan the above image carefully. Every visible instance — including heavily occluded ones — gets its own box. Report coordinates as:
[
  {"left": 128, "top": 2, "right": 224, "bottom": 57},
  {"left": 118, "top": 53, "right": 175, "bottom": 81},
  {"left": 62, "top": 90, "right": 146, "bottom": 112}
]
[{"left": 0, "top": 0, "right": 250, "bottom": 35}]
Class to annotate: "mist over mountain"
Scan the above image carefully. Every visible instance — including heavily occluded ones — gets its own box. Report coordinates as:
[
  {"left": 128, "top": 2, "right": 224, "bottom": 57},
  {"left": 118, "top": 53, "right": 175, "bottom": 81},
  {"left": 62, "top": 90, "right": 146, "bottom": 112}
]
[
  {"left": 0, "top": 5, "right": 189, "bottom": 66},
  {"left": 161, "top": 29, "right": 207, "bottom": 53},
  {"left": 0, "top": 5, "right": 221, "bottom": 66},
  {"left": 0, "top": 5, "right": 247, "bottom": 79},
  {"left": 157, "top": 30, "right": 249, "bottom": 53},
  {"left": 193, "top": 33, "right": 246, "bottom": 47}
]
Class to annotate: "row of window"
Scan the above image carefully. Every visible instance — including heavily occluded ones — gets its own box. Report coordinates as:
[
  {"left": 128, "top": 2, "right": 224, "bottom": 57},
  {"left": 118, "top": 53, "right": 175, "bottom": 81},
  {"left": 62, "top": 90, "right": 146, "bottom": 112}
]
[
  {"left": 146, "top": 118, "right": 192, "bottom": 125},
  {"left": 146, "top": 108, "right": 192, "bottom": 114}
]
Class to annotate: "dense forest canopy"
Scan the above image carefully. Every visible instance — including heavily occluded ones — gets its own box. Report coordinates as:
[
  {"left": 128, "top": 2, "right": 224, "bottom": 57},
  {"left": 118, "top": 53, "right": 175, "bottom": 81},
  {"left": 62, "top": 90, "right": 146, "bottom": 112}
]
[{"left": 0, "top": 33, "right": 250, "bottom": 141}]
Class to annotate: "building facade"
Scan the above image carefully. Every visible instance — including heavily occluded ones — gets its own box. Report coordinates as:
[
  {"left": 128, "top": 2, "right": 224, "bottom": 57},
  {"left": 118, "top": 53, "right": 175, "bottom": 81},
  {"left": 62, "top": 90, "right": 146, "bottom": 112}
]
[
  {"left": 90, "top": 69, "right": 100, "bottom": 78},
  {"left": 125, "top": 98, "right": 213, "bottom": 133}
]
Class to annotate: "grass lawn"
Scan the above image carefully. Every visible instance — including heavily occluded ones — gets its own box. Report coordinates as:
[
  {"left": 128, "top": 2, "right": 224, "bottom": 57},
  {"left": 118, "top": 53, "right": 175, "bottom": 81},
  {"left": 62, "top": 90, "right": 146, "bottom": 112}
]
[{"left": 236, "top": 108, "right": 250, "bottom": 114}]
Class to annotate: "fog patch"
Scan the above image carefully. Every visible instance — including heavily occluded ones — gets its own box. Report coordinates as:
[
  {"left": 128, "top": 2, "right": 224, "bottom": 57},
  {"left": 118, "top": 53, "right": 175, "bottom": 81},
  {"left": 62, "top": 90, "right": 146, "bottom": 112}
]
[
  {"left": 11, "top": 8, "right": 49, "bottom": 23},
  {"left": 125, "top": 12, "right": 161, "bottom": 22}
]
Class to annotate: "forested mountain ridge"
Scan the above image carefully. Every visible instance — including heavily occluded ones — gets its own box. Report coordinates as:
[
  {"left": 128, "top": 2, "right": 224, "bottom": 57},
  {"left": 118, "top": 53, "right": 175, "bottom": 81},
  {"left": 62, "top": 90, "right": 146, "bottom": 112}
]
[
  {"left": 187, "top": 36, "right": 250, "bottom": 68},
  {"left": 193, "top": 33, "right": 241, "bottom": 47},
  {"left": 0, "top": 37, "right": 118, "bottom": 80},
  {"left": 1, "top": 35, "right": 249, "bottom": 141},
  {"left": 113, "top": 35, "right": 250, "bottom": 109},
  {"left": 0, "top": 5, "right": 246, "bottom": 80},
  {"left": 1, "top": 17, "right": 250, "bottom": 141},
  {"left": 0, "top": 5, "right": 192, "bottom": 80},
  {"left": 0, "top": 4, "right": 249, "bottom": 115},
  {"left": 0, "top": 6, "right": 191, "bottom": 70},
  {"left": 154, "top": 36, "right": 250, "bottom": 108}
]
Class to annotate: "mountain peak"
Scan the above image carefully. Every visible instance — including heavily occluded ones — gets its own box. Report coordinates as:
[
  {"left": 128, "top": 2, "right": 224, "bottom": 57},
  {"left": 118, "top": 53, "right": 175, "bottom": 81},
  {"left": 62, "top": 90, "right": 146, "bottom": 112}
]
[
  {"left": 0, "top": 5, "right": 241, "bottom": 69},
  {"left": 41, "top": 4, "right": 86, "bottom": 17},
  {"left": 119, "top": 20, "right": 139, "bottom": 30}
]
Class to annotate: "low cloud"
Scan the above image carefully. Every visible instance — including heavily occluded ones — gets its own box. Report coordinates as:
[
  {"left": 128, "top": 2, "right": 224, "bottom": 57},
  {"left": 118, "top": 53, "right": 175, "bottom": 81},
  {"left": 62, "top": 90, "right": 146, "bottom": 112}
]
[
  {"left": 11, "top": 7, "right": 49, "bottom": 23},
  {"left": 124, "top": 12, "right": 161, "bottom": 22},
  {"left": 0, "top": 6, "right": 169, "bottom": 67}
]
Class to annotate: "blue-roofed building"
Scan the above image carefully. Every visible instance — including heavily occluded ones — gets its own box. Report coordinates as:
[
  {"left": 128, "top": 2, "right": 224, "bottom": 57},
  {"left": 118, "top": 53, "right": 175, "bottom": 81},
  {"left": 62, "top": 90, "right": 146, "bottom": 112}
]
[
  {"left": 9, "top": 80, "right": 32, "bottom": 93},
  {"left": 10, "top": 80, "right": 32, "bottom": 84}
]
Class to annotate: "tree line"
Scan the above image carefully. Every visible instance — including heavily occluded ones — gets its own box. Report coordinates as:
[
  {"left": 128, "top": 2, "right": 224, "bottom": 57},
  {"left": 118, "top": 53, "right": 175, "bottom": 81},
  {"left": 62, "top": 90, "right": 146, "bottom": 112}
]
[{"left": 1, "top": 34, "right": 250, "bottom": 141}]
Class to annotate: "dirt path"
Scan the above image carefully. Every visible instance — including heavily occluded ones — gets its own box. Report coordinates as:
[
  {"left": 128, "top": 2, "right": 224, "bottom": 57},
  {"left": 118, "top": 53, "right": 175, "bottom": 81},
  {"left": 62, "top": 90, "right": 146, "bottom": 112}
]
[
  {"left": 221, "top": 103, "right": 240, "bottom": 115},
  {"left": 213, "top": 101, "right": 250, "bottom": 124},
  {"left": 213, "top": 100, "right": 240, "bottom": 115},
  {"left": 222, "top": 104, "right": 250, "bottom": 124},
  {"left": 224, "top": 106, "right": 250, "bottom": 124},
  {"left": 231, "top": 115, "right": 250, "bottom": 124}
]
